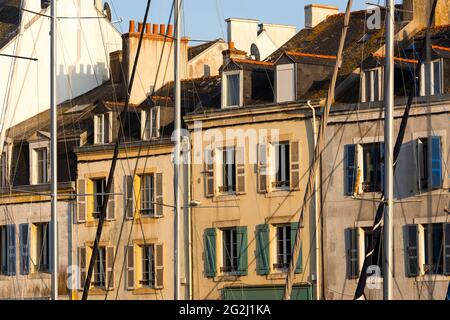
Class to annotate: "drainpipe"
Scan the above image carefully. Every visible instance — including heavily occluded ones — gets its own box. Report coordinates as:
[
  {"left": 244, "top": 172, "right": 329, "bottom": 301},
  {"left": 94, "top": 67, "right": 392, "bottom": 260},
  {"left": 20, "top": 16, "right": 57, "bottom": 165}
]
[{"left": 307, "top": 100, "right": 320, "bottom": 300}]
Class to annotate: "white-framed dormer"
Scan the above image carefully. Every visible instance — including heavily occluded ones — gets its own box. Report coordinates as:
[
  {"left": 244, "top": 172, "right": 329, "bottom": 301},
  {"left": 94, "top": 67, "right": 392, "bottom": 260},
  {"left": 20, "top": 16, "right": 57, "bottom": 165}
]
[
  {"left": 275, "top": 63, "right": 296, "bottom": 103},
  {"left": 360, "top": 67, "right": 383, "bottom": 103},
  {"left": 420, "top": 58, "right": 443, "bottom": 96},
  {"left": 94, "top": 112, "right": 113, "bottom": 144},
  {"left": 221, "top": 70, "right": 244, "bottom": 108},
  {"left": 141, "top": 106, "right": 161, "bottom": 140},
  {"left": 29, "top": 139, "right": 50, "bottom": 185}
]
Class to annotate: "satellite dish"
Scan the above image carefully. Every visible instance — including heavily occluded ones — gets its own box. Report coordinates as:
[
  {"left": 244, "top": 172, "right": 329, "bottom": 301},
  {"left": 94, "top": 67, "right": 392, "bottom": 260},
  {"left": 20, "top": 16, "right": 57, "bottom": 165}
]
[{"left": 103, "top": 2, "right": 112, "bottom": 21}]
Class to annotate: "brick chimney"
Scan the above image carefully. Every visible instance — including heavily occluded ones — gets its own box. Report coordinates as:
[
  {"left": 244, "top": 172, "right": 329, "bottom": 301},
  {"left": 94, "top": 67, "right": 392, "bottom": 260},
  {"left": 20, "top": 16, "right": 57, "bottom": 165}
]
[
  {"left": 122, "top": 20, "right": 189, "bottom": 104},
  {"left": 304, "top": 4, "right": 339, "bottom": 29},
  {"left": 222, "top": 41, "right": 247, "bottom": 65}
]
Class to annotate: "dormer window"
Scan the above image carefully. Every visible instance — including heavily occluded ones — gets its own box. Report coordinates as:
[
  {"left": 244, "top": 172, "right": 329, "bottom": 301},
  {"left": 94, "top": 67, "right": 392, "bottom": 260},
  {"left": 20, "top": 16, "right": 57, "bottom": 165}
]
[
  {"left": 31, "top": 147, "right": 48, "bottom": 185},
  {"left": 276, "top": 64, "right": 295, "bottom": 103},
  {"left": 420, "top": 59, "right": 443, "bottom": 96},
  {"left": 222, "top": 71, "right": 243, "bottom": 108},
  {"left": 94, "top": 113, "right": 112, "bottom": 144},
  {"left": 141, "top": 107, "right": 160, "bottom": 140},
  {"left": 361, "top": 67, "right": 383, "bottom": 103}
]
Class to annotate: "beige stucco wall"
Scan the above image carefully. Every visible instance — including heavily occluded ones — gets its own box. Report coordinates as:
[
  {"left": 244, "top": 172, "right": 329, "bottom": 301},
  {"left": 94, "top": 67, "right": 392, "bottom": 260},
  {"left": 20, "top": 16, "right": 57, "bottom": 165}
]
[
  {"left": 186, "top": 105, "right": 317, "bottom": 300},
  {"left": 188, "top": 42, "right": 228, "bottom": 78},
  {"left": 73, "top": 144, "right": 189, "bottom": 300},
  {"left": 0, "top": 199, "right": 73, "bottom": 300},
  {"left": 321, "top": 99, "right": 450, "bottom": 300}
]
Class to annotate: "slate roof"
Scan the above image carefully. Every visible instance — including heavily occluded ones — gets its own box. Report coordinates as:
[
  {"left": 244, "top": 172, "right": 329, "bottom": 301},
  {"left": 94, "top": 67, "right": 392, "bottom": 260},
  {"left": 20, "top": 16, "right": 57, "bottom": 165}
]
[
  {"left": 188, "top": 39, "right": 224, "bottom": 60},
  {"left": 0, "top": 0, "right": 20, "bottom": 49}
]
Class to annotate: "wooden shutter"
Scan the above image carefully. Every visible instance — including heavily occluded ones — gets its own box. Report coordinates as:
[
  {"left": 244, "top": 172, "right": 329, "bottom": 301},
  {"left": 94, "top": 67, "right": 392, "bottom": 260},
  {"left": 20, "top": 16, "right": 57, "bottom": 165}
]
[
  {"left": 126, "top": 245, "right": 135, "bottom": 290},
  {"left": 444, "top": 224, "right": 450, "bottom": 275},
  {"left": 6, "top": 224, "right": 16, "bottom": 276},
  {"left": 257, "top": 144, "right": 268, "bottom": 193},
  {"left": 346, "top": 228, "right": 359, "bottom": 279},
  {"left": 236, "top": 226, "right": 248, "bottom": 276},
  {"left": 405, "top": 225, "right": 419, "bottom": 277},
  {"left": 205, "top": 149, "right": 215, "bottom": 197},
  {"left": 155, "top": 244, "right": 164, "bottom": 289},
  {"left": 430, "top": 136, "right": 442, "bottom": 189},
  {"left": 236, "top": 146, "right": 246, "bottom": 194},
  {"left": 256, "top": 224, "right": 270, "bottom": 275},
  {"left": 204, "top": 228, "right": 217, "bottom": 277},
  {"left": 77, "top": 179, "right": 86, "bottom": 223},
  {"left": 106, "top": 178, "right": 115, "bottom": 220},
  {"left": 290, "top": 141, "right": 300, "bottom": 190},
  {"left": 106, "top": 246, "right": 115, "bottom": 290},
  {"left": 154, "top": 107, "right": 161, "bottom": 138},
  {"left": 124, "top": 176, "right": 134, "bottom": 220},
  {"left": 19, "top": 223, "right": 30, "bottom": 275},
  {"left": 290, "top": 223, "right": 302, "bottom": 273},
  {"left": 155, "top": 173, "right": 163, "bottom": 217},
  {"left": 344, "top": 145, "right": 357, "bottom": 196},
  {"left": 78, "top": 247, "right": 86, "bottom": 291},
  {"left": 0, "top": 227, "right": 6, "bottom": 272}
]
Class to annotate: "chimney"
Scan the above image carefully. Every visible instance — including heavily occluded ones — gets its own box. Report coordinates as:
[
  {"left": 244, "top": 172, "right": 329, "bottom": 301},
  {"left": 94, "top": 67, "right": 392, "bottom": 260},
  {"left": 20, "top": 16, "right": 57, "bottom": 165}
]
[
  {"left": 167, "top": 24, "right": 174, "bottom": 36},
  {"left": 122, "top": 21, "right": 189, "bottom": 104},
  {"left": 109, "top": 50, "right": 123, "bottom": 84},
  {"left": 222, "top": 41, "right": 247, "bottom": 65},
  {"left": 304, "top": 4, "right": 339, "bottom": 29}
]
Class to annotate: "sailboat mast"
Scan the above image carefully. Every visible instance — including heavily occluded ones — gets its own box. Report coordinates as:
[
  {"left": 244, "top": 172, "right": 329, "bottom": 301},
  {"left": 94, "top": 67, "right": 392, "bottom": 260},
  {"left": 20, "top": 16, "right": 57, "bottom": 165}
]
[
  {"left": 383, "top": 0, "right": 395, "bottom": 301},
  {"left": 173, "top": 0, "right": 182, "bottom": 301},
  {"left": 50, "top": 0, "right": 59, "bottom": 300}
]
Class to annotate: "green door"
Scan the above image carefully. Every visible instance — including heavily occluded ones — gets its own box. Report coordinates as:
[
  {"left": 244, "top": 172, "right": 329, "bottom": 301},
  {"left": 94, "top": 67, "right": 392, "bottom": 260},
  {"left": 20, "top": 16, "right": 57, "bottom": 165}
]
[{"left": 222, "top": 285, "right": 313, "bottom": 300}]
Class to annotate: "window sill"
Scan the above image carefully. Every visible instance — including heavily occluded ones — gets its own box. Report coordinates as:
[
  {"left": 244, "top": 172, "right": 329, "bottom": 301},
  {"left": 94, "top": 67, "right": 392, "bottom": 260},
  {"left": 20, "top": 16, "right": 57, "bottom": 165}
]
[
  {"left": 415, "top": 275, "right": 450, "bottom": 282},
  {"left": 87, "top": 287, "right": 108, "bottom": 295},
  {"left": 132, "top": 287, "right": 163, "bottom": 295},
  {"left": 29, "top": 271, "right": 51, "bottom": 279},
  {"left": 265, "top": 190, "right": 295, "bottom": 198},
  {"left": 214, "top": 274, "right": 242, "bottom": 282},
  {"left": 266, "top": 273, "right": 287, "bottom": 280},
  {"left": 135, "top": 215, "right": 164, "bottom": 224},
  {"left": 84, "top": 219, "right": 113, "bottom": 227},
  {"left": 212, "top": 194, "right": 240, "bottom": 202}
]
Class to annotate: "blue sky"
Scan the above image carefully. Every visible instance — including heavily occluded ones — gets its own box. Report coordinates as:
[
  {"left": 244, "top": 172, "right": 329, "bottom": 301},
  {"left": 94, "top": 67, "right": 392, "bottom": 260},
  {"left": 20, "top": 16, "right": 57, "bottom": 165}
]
[{"left": 108, "top": 0, "right": 376, "bottom": 41}]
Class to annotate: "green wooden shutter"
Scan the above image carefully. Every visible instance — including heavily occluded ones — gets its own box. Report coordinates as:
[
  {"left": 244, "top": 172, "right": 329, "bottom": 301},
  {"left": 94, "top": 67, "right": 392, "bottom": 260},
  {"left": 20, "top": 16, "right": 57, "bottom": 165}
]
[
  {"left": 256, "top": 224, "right": 270, "bottom": 275},
  {"left": 405, "top": 225, "right": 419, "bottom": 277},
  {"left": 19, "top": 223, "right": 30, "bottom": 275},
  {"left": 344, "top": 145, "right": 356, "bottom": 196},
  {"left": 237, "top": 226, "right": 248, "bottom": 276},
  {"left": 290, "top": 223, "right": 302, "bottom": 273},
  {"left": 430, "top": 136, "right": 442, "bottom": 189},
  {"left": 204, "top": 228, "right": 217, "bottom": 277}
]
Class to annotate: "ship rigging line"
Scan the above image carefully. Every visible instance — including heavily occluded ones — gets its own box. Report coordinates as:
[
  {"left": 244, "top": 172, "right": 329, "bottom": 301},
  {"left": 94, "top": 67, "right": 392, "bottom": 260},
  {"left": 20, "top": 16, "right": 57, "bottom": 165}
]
[
  {"left": 81, "top": 0, "right": 154, "bottom": 300},
  {"left": 353, "top": 0, "right": 439, "bottom": 300}
]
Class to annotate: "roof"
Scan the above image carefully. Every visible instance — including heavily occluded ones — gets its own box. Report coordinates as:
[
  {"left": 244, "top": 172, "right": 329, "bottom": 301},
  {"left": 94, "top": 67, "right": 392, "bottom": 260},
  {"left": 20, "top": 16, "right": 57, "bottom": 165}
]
[
  {"left": 188, "top": 39, "right": 224, "bottom": 60},
  {"left": 0, "top": 0, "right": 20, "bottom": 49}
]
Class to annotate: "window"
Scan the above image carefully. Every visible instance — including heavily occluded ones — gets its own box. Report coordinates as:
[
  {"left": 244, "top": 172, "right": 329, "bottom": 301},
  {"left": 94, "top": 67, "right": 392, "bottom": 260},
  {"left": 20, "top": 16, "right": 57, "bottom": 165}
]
[
  {"left": 361, "top": 68, "right": 382, "bottom": 103},
  {"left": 41, "top": 0, "right": 50, "bottom": 9},
  {"left": 219, "top": 147, "right": 236, "bottom": 193},
  {"left": 0, "top": 152, "right": 7, "bottom": 187},
  {"left": 222, "top": 71, "right": 241, "bottom": 107},
  {"left": 142, "top": 107, "right": 160, "bottom": 140},
  {"left": 93, "top": 178, "right": 106, "bottom": 219},
  {"left": 35, "top": 148, "right": 48, "bottom": 184},
  {"left": 222, "top": 228, "right": 238, "bottom": 273},
  {"left": 34, "top": 223, "right": 50, "bottom": 272},
  {"left": 416, "top": 136, "right": 442, "bottom": 191},
  {"left": 420, "top": 59, "right": 443, "bottom": 96},
  {"left": 140, "top": 174, "right": 155, "bottom": 216},
  {"left": 276, "top": 64, "right": 295, "bottom": 103},
  {"left": 141, "top": 245, "right": 155, "bottom": 287},
  {"left": 363, "top": 227, "right": 383, "bottom": 275},
  {"left": 423, "top": 224, "right": 444, "bottom": 275},
  {"left": 345, "top": 142, "right": 384, "bottom": 195},
  {"left": 93, "top": 246, "right": 106, "bottom": 288},
  {"left": 273, "top": 141, "right": 290, "bottom": 189},
  {"left": 275, "top": 225, "right": 292, "bottom": 270},
  {"left": 94, "top": 113, "right": 110, "bottom": 144}
]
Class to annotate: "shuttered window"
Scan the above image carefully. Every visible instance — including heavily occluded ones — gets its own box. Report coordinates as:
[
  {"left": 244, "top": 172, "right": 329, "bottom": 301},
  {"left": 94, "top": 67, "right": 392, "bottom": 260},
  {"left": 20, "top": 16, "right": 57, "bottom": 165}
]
[
  {"left": 142, "top": 107, "right": 161, "bottom": 140},
  {"left": 290, "top": 223, "right": 303, "bottom": 273},
  {"left": 236, "top": 146, "right": 246, "bottom": 194},
  {"left": 205, "top": 149, "right": 215, "bottom": 197},
  {"left": 236, "top": 226, "right": 248, "bottom": 276},
  {"left": 126, "top": 245, "right": 135, "bottom": 290},
  {"left": 347, "top": 228, "right": 359, "bottom": 279},
  {"left": 78, "top": 247, "right": 86, "bottom": 291},
  {"left": 219, "top": 147, "right": 236, "bottom": 194},
  {"left": 276, "top": 64, "right": 295, "bottom": 103},
  {"left": 430, "top": 136, "right": 442, "bottom": 189},
  {"left": 361, "top": 68, "right": 383, "bottom": 103},
  {"left": 273, "top": 141, "right": 290, "bottom": 189},
  {"left": 345, "top": 145, "right": 357, "bottom": 195},
  {"left": 204, "top": 228, "right": 217, "bottom": 278},
  {"left": 19, "top": 224, "right": 30, "bottom": 275},
  {"left": 93, "top": 247, "right": 106, "bottom": 288},
  {"left": 420, "top": 59, "right": 443, "bottom": 96},
  {"left": 257, "top": 144, "right": 268, "bottom": 193},
  {"left": 405, "top": 225, "right": 419, "bottom": 277},
  {"left": 77, "top": 179, "right": 86, "bottom": 223},
  {"left": 256, "top": 224, "right": 270, "bottom": 275},
  {"left": 124, "top": 176, "right": 135, "bottom": 219}
]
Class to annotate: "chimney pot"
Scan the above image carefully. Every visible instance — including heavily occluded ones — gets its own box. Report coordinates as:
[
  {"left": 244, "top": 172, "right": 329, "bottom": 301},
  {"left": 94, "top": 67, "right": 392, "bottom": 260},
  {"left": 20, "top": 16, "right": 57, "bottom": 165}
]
[
  {"left": 159, "top": 24, "right": 166, "bottom": 36},
  {"left": 138, "top": 22, "right": 144, "bottom": 33},
  {"left": 152, "top": 24, "right": 159, "bottom": 34},
  {"left": 167, "top": 24, "right": 174, "bottom": 36},
  {"left": 145, "top": 23, "right": 151, "bottom": 34},
  {"left": 129, "top": 20, "right": 135, "bottom": 33},
  {"left": 229, "top": 41, "right": 235, "bottom": 49}
]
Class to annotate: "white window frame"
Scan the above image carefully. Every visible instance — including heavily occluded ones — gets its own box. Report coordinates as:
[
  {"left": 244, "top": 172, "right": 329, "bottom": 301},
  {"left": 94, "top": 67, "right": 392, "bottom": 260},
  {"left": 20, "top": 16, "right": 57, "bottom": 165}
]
[
  {"left": 141, "top": 107, "right": 161, "bottom": 140},
  {"left": 140, "top": 244, "right": 155, "bottom": 288},
  {"left": 417, "top": 222, "right": 447, "bottom": 276},
  {"left": 274, "top": 224, "right": 292, "bottom": 272},
  {"left": 139, "top": 174, "right": 155, "bottom": 217},
  {"left": 360, "top": 67, "right": 383, "bottom": 103},
  {"left": 221, "top": 70, "right": 243, "bottom": 108},
  {"left": 94, "top": 113, "right": 112, "bottom": 144},
  {"left": 275, "top": 63, "right": 296, "bottom": 103},
  {"left": 420, "top": 59, "right": 443, "bottom": 96},
  {"left": 221, "top": 228, "right": 238, "bottom": 274},
  {"left": 93, "top": 246, "right": 106, "bottom": 288},
  {"left": 271, "top": 141, "right": 290, "bottom": 190},
  {"left": 31, "top": 222, "right": 50, "bottom": 273},
  {"left": 29, "top": 141, "right": 49, "bottom": 185},
  {"left": 218, "top": 146, "right": 236, "bottom": 194}
]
